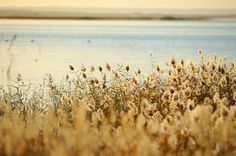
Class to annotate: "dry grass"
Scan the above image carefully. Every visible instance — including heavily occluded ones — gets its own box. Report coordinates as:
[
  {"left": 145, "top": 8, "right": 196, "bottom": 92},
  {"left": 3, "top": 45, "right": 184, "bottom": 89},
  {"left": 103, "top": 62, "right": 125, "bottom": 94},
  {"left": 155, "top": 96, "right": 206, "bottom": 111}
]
[{"left": 0, "top": 52, "right": 236, "bottom": 156}]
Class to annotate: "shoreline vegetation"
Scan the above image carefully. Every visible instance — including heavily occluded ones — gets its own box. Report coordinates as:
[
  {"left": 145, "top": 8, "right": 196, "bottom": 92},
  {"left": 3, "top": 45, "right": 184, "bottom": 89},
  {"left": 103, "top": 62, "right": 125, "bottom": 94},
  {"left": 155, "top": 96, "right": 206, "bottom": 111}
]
[
  {"left": 0, "top": 8, "right": 236, "bottom": 20},
  {"left": 0, "top": 52, "right": 236, "bottom": 155},
  {"left": 0, "top": 16, "right": 210, "bottom": 21}
]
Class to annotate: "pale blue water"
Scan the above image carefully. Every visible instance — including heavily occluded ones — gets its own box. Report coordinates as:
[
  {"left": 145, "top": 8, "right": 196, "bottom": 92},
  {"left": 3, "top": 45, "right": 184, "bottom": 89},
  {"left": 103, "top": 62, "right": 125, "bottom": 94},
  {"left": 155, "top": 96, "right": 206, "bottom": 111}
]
[{"left": 0, "top": 19, "right": 236, "bottom": 83}]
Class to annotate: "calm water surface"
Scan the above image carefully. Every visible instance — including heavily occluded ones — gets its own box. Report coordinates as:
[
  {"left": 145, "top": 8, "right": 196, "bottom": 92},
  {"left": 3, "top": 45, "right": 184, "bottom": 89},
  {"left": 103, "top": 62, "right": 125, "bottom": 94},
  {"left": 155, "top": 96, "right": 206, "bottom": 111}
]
[{"left": 0, "top": 19, "right": 236, "bottom": 83}]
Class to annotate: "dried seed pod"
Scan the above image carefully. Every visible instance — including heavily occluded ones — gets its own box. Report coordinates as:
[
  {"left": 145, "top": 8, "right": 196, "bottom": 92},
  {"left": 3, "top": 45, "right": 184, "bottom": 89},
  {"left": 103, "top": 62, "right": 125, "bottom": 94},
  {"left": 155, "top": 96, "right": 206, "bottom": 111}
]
[
  {"left": 69, "top": 65, "right": 74, "bottom": 71},
  {"left": 171, "top": 57, "right": 176, "bottom": 67},
  {"left": 126, "top": 65, "right": 130, "bottom": 72},
  {"left": 181, "top": 59, "right": 184, "bottom": 66},
  {"left": 90, "top": 79, "right": 95, "bottom": 85},
  {"left": 198, "top": 49, "right": 202, "bottom": 55},
  {"left": 212, "top": 63, "right": 216, "bottom": 71},
  {"left": 106, "top": 63, "right": 111, "bottom": 71},
  {"left": 90, "top": 65, "right": 95, "bottom": 72},
  {"left": 95, "top": 78, "right": 99, "bottom": 84},
  {"left": 66, "top": 74, "right": 69, "bottom": 80},
  {"left": 82, "top": 73, "right": 87, "bottom": 79},
  {"left": 156, "top": 64, "right": 160, "bottom": 72},
  {"left": 169, "top": 87, "right": 175, "bottom": 94},
  {"left": 17, "top": 73, "right": 22, "bottom": 81},
  {"left": 137, "top": 68, "right": 141, "bottom": 75},
  {"left": 98, "top": 66, "right": 103, "bottom": 72},
  {"left": 80, "top": 64, "right": 86, "bottom": 72}
]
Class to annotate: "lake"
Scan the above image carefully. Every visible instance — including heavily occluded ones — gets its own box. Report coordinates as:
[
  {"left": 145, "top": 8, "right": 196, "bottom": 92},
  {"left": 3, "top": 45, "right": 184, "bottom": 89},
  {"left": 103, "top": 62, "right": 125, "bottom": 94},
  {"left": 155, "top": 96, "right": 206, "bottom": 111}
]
[{"left": 0, "top": 19, "right": 236, "bottom": 84}]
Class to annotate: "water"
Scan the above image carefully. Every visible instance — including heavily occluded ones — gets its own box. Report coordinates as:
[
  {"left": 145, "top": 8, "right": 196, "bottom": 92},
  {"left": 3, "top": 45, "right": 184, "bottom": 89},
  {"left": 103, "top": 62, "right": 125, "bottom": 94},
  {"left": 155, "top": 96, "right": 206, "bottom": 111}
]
[{"left": 0, "top": 19, "right": 236, "bottom": 84}]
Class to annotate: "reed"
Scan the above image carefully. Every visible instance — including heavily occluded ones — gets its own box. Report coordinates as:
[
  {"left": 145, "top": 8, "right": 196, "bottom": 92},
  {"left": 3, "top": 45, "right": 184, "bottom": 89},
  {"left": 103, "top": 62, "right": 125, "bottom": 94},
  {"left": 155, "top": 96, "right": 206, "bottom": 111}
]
[{"left": 0, "top": 52, "right": 235, "bottom": 156}]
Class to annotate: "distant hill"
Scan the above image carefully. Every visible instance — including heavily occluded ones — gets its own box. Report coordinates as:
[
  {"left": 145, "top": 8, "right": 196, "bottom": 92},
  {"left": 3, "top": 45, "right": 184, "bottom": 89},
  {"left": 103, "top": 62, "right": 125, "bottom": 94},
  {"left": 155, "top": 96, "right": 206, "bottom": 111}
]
[{"left": 0, "top": 7, "right": 236, "bottom": 20}]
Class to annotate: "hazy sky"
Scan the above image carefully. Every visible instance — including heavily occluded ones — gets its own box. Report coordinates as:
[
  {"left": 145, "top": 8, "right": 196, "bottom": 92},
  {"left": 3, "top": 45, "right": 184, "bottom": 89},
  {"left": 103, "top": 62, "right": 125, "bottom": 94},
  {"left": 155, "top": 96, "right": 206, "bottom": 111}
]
[{"left": 1, "top": 0, "right": 236, "bottom": 9}]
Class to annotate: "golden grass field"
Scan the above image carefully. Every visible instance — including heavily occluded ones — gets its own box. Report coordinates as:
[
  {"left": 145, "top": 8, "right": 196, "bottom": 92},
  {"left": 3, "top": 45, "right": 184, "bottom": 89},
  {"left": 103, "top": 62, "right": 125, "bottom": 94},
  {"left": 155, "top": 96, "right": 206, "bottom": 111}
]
[{"left": 0, "top": 52, "right": 236, "bottom": 156}]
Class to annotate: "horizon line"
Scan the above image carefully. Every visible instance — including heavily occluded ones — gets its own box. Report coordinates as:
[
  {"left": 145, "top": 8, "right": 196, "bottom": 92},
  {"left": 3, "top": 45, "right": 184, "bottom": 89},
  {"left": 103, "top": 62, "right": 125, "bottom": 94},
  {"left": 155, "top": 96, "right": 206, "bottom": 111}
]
[{"left": 1, "top": 6, "right": 236, "bottom": 11}]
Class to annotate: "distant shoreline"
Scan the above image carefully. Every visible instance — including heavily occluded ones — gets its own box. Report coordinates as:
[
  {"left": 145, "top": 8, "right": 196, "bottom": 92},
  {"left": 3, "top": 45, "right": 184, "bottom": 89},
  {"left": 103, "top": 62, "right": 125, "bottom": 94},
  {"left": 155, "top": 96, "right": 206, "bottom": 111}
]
[
  {"left": 0, "top": 16, "right": 211, "bottom": 21},
  {"left": 1, "top": 8, "right": 236, "bottom": 21}
]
